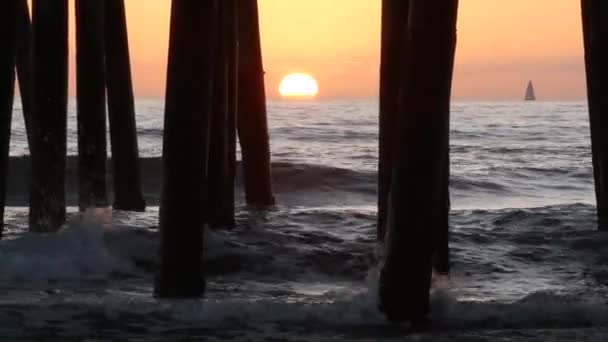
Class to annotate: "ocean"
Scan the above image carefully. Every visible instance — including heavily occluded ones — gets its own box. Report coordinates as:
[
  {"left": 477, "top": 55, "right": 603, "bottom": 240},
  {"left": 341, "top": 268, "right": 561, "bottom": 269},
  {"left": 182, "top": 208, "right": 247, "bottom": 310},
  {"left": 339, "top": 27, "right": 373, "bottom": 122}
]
[{"left": 1, "top": 100, "right": 608, "bottom": 340}]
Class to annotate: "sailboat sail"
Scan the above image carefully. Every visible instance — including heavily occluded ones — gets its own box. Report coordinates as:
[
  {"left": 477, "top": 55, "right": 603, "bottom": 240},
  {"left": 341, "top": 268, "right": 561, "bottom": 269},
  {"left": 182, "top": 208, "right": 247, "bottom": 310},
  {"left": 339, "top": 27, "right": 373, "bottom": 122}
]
[{"left": 525, "top": 81, "right": 536, "bottom": 101}]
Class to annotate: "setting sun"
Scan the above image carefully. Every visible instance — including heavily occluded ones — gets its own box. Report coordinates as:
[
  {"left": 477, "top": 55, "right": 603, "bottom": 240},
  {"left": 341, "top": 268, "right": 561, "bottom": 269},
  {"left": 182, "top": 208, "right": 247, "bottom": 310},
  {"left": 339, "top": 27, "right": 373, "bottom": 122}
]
[{"left": 278, "top": 73, "right": 319, "bottom": 98}]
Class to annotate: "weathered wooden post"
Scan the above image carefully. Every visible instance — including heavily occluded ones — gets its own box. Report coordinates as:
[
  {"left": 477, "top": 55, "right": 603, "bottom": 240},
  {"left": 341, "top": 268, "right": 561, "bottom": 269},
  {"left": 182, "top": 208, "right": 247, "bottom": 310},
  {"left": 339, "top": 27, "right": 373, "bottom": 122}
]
[
  {"left": 0, "top": 0, "right": 19, "bottom": 238},
  {"left": 29, "top": 0, "right": 69, "bottom": 232},
  {"left": 582, "top": 0, "right": 608, "bottom": 231},
  {"left": 156, "top": 0, "right": 218, "bottom": 298},
  {"left": 227, "top": 0, "right": 238, "bottom": 223},
  {"left": 379, "top": 0, "right": 458, "bottom": 323},
  {"left": 16, "top": 0, "right": 34, "bottom": 151},
  {"left": 76, "top": 0, "right": 108, "bottom": 211},
  {"left": 208, "top": 0, "right": 236, "bottom": 227},
  {"left": 378, "top": 0, "right": 409, "bottom": 240},
  {"left": 105, "top": 0, "right": 146, "bottom": 212},
  {"left": 237, "top": 0, "right": 275, "bottom": 206}
]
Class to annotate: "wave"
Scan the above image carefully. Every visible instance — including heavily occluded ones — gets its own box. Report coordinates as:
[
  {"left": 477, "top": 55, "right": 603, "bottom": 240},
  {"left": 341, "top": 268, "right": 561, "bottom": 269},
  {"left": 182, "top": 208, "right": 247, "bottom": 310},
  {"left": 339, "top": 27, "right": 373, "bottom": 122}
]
[
  {"left": 1, "top": 204, "right": 607, "bottom": 339},
  {"left": 0, "top": 208, "right": 377, "bottom": 284},
  {"left": 4, "top": 157, "right": 380, "bottom": 206},
  {"left": 6, "top": 156, "right": 571, "bottom": 207},
  {"left": 0, "top": 211, "right": 152, "bottom": 283},
  {"left": 1, "top": 203, "right": 604, "bottom": 283}
]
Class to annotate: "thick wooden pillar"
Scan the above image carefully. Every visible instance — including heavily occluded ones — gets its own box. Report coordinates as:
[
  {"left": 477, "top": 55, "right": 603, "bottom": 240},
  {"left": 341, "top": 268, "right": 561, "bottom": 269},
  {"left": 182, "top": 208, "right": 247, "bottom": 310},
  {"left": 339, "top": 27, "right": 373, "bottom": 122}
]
[
  {"left": 76, "top": 0, "right": 108, "bottom": 211},
  {"left": 0, "top": 0, "right": 19, "bottom": 238},
  {"left": 378, "top": 0, "right": 409, "bottom": 240},
  {"left": 105, "top": 0, "right": 146, "bottom": 212},
  {"left": 16, "top": 0, "right": 34, "bottom": 151},
  {"left": 582, "top": 0, "right": 608, "bottom": 231},
  {"left": 237, "top": 0, "right": 275, "bottom": 206},
  {"left": 379, "top": 0, "right": 458, "bottom": 323},
  {"left": 29, "top": 0, "right": 69, "bottom": 232},
  {"left": 208, "top": 0, "right": 237, "bottom": 227},
  {"left": 227, "top": 0, "right": 238, "bottom": 222},
  {"left": 156, "top": 0, "right": 218, "bottom": 298}
]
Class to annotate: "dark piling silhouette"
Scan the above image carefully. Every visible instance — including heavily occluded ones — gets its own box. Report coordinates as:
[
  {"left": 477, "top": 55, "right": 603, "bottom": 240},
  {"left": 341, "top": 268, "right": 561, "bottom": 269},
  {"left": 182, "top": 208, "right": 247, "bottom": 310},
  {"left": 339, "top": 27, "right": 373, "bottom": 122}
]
[
  {"left": 208, "top": 0, "right": 237, "bottom": 227},
  {"left": 378, "top": 0, "right": 409, "bottom": 240},
  {"left": 105, "top": 0, "right": 146, "bottom": 212},
  {"left": 237, "top": 0, "right": 275, "bottom": 206},
  {"left": 0, "top": 0, "right": 19, "bottom": 237},
  {"left": 76, "top": 0, "right": 108, "bottom": 211},
  {"left": 156, "top": 0, "right": 218, "bottom": 298},
  {"left": 227, "top": 0, "right": 239, "bottom": 224},
  {"left": 16, "top": 0, "right": 34, "bottom": 151},
  {"left": 379, "top": 0, "right": 458, "bottom": 322},
  {"left": 29, "top": 0, "right": 69, "bottom": 232},
  {"left": 582, "top": 0, "right": 608, "bottom": 231}
]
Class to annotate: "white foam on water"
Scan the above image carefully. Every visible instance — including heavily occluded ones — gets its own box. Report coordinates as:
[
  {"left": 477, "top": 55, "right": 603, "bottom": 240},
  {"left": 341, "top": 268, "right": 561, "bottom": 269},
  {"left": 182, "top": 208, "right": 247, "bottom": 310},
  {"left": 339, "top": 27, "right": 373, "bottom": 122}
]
[{"left": 0, "top": 210, "right": 155, "bottom": 284}]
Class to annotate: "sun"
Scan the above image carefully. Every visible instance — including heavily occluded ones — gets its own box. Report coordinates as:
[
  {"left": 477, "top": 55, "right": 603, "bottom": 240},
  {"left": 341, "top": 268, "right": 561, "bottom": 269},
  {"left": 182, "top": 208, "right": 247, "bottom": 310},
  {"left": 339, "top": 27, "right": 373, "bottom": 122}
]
[{"left": 278, "top": 73, "right": 319, "bottom": 98}]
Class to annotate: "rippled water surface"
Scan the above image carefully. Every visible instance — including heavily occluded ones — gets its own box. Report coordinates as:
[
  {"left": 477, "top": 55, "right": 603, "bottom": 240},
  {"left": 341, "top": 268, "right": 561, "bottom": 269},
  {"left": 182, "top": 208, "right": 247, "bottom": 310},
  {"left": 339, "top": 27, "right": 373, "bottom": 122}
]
[{"left": 1, "top": 100, "right": 607, "bottom": 340}]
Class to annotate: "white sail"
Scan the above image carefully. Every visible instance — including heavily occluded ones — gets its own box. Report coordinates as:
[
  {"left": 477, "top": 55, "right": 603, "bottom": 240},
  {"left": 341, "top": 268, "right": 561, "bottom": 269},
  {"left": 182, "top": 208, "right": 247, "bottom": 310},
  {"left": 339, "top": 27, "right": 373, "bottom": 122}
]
[{"left": 525, "top": 81, "right": 536, "bottom": 101}]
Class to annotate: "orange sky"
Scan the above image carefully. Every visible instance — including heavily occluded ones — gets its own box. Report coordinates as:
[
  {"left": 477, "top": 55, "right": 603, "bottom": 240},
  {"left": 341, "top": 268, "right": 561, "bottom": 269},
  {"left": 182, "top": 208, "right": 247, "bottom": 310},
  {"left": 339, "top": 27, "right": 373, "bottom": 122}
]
[{"left": 64, "top": 0, "right": 587, "bottom": 100}]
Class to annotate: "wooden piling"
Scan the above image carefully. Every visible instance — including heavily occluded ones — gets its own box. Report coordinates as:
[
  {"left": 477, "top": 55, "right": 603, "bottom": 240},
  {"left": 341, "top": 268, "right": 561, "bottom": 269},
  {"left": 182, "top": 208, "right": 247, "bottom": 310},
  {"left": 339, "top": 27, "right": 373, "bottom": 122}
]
[
  {"left": 378, "top": 0, "right": 409, "bottom": 240},
  {"left": 29, "top": 0, "right": 69, "bottom": 232},
  {"left": 76, "top": 0, "right": 108, "bottom": 211},
  {"left": 237, "top": 0, "right": 275, "bottom": 206},
  {"left": 156, "top": 0, "right": 218, "bottom": 298},
  {"left": 379, "top": 0, "right": 458, "bottom": 322},
  {"left": 227, "top": 0, "right": 238, "bottom": 223},
  {"left": 208, "top": 0, "right": 237, "bottom": 227},
  {"left": 105, "top": 0, "right": 146, "bottom": 212},
  {"left": 16, "top": 0, "right": 34, "bottom": 151},
  {"left": 0, "top": 0, "right": 19, "bottom": 238},
  {"left": 582, "top": 0, "right": 608, "bottom": 231}
]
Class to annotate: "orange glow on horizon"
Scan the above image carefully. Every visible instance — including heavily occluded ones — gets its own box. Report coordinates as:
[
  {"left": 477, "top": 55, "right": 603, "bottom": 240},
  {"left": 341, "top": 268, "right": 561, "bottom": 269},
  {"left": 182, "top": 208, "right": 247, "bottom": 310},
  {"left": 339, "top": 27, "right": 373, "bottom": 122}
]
[{"left": 58, "top": 0, "right": 586, "bottom": 101}]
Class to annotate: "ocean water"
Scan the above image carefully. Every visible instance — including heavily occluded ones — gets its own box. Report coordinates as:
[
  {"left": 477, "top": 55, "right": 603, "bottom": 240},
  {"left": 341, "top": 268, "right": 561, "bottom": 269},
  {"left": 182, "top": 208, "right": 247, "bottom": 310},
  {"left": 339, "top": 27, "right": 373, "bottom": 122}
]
[{"left": 1, "top": 100, "right": 608, "bottom": 340}]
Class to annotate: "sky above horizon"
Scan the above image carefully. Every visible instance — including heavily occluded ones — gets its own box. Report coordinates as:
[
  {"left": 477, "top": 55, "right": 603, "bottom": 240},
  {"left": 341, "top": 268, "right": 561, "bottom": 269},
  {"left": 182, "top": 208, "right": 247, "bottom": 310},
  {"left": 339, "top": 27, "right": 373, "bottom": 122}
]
[{"left": 64, "top": 0, "right": 587, "bottom": 101}]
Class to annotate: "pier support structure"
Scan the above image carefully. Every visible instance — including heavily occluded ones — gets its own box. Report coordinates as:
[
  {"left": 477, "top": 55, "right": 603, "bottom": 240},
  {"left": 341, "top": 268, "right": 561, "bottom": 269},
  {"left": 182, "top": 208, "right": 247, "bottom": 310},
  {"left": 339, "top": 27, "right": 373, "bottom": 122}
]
[
  {"left": 582, "top": 0, "right": 608, "bottom": 231},
  {"left": 378, "top": 0, "right": 409, "bottom": 240},
  {"left": 105, "top": 0, "right": 146, "bottom": 212},
  {"left": 227, "top": 0, "right": 239, "bottom": 224},
  {"left": 208, "top": 0, "right": 238, "bottom": 227},
  {"left": 76, "top": 0, "right": 108, "bottom": 210},
  {"left": 237, "top": 0, "right": 275, "bottom": 206},
  {"left": 16, "top": 0, "right": 34, "bottom": 151},
  {"left": 0, "top": 0, "right": 19, "bottom": 237},
  {"left": 29, "top": 0, "right": 69, "bottom": 232},
  {"left": 156, "top": 0, "right": 219, "bottom": 298},
  {"left": 379, "top": 0, "right": 458, "bottom": 322}
]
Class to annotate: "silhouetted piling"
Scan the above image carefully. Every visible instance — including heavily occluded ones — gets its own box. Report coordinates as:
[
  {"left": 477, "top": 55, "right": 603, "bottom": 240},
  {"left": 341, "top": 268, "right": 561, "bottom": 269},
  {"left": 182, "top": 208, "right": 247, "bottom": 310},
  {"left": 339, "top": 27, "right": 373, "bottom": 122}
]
[
  {"left": 76, "top": 0, "right": 108, "bottom": 211},
  {"left": 378, "top": 0, "right": 409, "bottom": 240},
  {"left": 16, "top": 0, "right": 34, "bottom": 151},
  {"left": 105, "top": 0, "right": 146, "bottom": 212},
  {"left": 237, "top": 0, "right": 275, "bottom": 206},
  {"left": 156, "top": 0, "right": 218, "bottom": 298},
  {"left": 208, "top": 0, "right": 237, "bottom": 227},
  {"left": 227, "top": 0, "right": 238, "bottom": 223},
  {"left": 29, "top": 0, "right": 69, "bottom": 232},
  {"left": 0, "top": 0, "right": 19, "bottom": 237},
  {"left": 379, "top": 0, "right": 458, "bottom": 322},
  {"left": 582, "top": 0, "right": 608, "bottom": 231}
]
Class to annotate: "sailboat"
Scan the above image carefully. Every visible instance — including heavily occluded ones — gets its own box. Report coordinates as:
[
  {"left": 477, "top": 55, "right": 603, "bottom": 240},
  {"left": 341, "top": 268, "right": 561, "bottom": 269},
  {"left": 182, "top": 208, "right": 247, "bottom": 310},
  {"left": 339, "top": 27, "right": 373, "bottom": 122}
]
[{"left": 524, "top": 80, "right": 536, "bottom": 101}]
